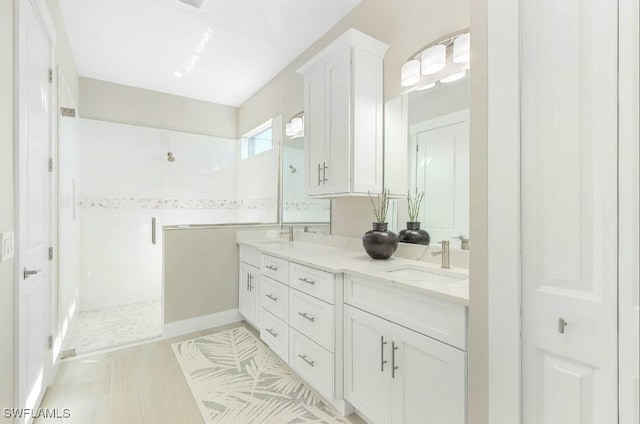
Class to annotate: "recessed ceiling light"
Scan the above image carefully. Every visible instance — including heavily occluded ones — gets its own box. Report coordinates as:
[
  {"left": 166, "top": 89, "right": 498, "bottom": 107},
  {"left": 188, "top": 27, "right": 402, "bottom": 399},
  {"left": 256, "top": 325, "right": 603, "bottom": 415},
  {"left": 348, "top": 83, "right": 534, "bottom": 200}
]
[{"left": 173, "top": 71, "right": 184, "bottom": 78}]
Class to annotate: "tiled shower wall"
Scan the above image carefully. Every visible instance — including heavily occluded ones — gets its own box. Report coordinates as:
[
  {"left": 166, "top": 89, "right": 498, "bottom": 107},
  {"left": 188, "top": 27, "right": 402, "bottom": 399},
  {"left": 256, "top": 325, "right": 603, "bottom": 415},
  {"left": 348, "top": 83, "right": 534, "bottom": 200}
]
[{"left": 78, "top": 119, "right": 277, "bottom": 311}]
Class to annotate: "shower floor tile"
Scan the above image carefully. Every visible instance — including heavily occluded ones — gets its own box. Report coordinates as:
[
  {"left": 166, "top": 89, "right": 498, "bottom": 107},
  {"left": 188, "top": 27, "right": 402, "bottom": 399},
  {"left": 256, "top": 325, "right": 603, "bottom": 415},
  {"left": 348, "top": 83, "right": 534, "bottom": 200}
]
[{"left": 69, "top": 300, "right": 162, "bottom": 355}]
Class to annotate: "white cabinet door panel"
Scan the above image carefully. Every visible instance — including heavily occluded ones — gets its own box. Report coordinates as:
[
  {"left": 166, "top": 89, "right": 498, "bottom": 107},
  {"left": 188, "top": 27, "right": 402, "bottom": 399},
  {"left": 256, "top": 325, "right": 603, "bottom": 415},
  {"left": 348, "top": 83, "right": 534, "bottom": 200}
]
[
  {"left": 304, "top": 66, "right": 326, "bottom": 196},
  {"left": 390, "top": 323, "right": 466, "bottom": 424},
  {"left": 344, "top": 305, "right": 391, "bottom": 424}
]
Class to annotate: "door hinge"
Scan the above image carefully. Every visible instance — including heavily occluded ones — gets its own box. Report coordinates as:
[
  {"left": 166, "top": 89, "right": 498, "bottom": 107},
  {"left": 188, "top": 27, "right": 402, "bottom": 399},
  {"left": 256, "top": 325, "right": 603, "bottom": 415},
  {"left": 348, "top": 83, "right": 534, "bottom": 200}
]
[
  {"left": 48, "top": 247, "right": 53, "bottom": 261},
  {"left": 48, "top": 158, "right": 53, "bottom": 172},
  {"left": 48, "top": 68, "right": 53, "bottom": 83},
  {"left": 48, "top": 335, "right": 53, "bottom": 350}
]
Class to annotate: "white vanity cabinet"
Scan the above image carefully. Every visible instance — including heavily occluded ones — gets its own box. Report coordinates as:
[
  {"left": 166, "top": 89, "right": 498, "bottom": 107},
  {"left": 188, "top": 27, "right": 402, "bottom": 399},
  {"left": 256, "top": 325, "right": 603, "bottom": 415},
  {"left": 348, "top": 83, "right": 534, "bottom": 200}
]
[
  {"left": 297, "top": 28, "right": 389, "bottom": 197},
  {"left": 238, "top": 245, "right": 262, "bottom": 330},
  {"left": 344, "top": 275, "right": 467, "bottom": 424}
]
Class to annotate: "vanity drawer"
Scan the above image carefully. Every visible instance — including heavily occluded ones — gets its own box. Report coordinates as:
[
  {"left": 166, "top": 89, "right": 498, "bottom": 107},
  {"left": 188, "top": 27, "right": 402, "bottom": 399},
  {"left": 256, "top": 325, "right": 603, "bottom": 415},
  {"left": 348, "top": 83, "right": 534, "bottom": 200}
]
[
  {"left": 290, "top": 263, "right": 336, "bottom": 304},
  {"left": 261, "top": 255, "right": 289, "bottom": 284},
  {"left": 261, "top": 310, "right": 289, "bottom": 362},
  {"left": 262, "top": 277, "right": 289, "bottom": 322},
  {"left": 344, "top": 275, "right": 468, "bottom": 350},
  {"left": 289, "top": 289, "right": 334, "bottom": 352},
  {"left": 239, "top": 245, "right": 261, "bottom": 268},
  {"left": 289, "top": 329, "right": 334, "bottom": 401}
]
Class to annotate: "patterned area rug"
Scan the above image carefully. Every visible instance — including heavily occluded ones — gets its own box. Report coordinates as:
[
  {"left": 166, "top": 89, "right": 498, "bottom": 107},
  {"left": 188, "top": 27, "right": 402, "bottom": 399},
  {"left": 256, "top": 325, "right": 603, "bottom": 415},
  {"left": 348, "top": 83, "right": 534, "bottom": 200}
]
[{"left": 172, "top": 326, "right": 348, "bottom": 424}]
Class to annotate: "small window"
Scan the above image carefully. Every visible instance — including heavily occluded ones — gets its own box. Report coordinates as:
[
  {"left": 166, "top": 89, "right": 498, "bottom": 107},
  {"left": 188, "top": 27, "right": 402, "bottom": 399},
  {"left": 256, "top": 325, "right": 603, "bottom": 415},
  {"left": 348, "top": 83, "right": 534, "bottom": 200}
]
[{"left": 241, "top": 119, "right": 273, "bottom": 159}]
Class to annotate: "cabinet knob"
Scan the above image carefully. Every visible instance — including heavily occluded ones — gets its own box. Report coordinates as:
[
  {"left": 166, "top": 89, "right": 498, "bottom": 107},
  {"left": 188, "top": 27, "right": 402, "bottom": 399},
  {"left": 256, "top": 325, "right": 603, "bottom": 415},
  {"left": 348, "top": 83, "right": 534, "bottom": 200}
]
[{"left": 558, "top": 318, "right": 568, "bottom": 334}]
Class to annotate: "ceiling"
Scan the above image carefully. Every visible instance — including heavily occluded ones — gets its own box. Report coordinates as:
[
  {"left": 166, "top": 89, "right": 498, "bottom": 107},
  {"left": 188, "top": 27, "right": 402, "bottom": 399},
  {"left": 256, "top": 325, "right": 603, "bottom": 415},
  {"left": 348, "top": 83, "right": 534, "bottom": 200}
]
[{"left": 58, "top": 0, "right": 363, "bottom": 107}]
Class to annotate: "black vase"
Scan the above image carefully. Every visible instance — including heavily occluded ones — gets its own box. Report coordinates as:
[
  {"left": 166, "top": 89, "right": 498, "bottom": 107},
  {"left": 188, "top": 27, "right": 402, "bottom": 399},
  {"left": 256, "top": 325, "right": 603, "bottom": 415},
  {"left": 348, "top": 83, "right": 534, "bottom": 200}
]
[
  {"left": 398, "top": 222, "right": 430, "bottom": 245},
  {"left": 362, "top": 222, "right": 399, "bottom": 260}
]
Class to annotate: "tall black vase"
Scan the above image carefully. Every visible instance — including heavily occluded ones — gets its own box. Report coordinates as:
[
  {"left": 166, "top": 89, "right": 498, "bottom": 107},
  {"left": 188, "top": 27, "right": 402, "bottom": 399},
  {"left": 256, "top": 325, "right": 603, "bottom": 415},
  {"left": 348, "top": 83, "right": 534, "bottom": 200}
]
[
  {"left": 398, "top": 222, "right": 430, "bottom": 245},
  {"left": 362, "top": 222, "right": 398, "bottom": 260}
]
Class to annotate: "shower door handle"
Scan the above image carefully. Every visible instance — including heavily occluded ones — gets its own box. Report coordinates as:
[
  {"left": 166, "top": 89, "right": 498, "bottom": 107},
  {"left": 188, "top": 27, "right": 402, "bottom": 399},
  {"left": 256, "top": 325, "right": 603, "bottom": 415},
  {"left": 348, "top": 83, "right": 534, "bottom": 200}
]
[{"left": 151, "top": 217, "right": 156, "bottom": 245}]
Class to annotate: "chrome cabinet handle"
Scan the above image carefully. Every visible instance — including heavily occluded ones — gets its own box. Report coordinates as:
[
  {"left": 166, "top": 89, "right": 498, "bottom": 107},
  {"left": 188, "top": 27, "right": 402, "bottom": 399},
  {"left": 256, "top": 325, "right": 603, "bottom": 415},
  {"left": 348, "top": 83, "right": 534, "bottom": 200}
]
[
  {"left": 266, "top": 294, "right": 278, "bottom": 302},
  {"left": 322, "top": 162, "right": 328, "bottom": 183},
  {"left": 246, "top": 273, "right": 250, "bottom": 291},
  {"left": 298, "top": 277, "right": 315, "bottom": 285},
  {"left": 392, "top": 342, "right": 399, "bottom": 378},
  {"left": 265, "top": 328, "right": 278, "bottom": 338},
  {"left": 151, "top": 217, "right": 156, "bottom": 245},
  {"left": 298, "top": 354, "right": 315, "bottom": 367},
  {"left": 298, "top": 312, "right": 316, "bottom": 322},
  {"left": 317, "top": 163, "right": 322, "bottom": 186},
  {"left": 23, "top": 268, "right": 42, "bottom": 280},
  {"left": 249, "top": 274, "right": 254, "bottom": 292},
  {"left": 265, "top": 265, "right": 278, "bottom": 271},
  {"left": 380, "top": 336, "right": 388, "bottom": 372},
  {"left": 558, "top": 318, "right": 568, "bottom": 334}
]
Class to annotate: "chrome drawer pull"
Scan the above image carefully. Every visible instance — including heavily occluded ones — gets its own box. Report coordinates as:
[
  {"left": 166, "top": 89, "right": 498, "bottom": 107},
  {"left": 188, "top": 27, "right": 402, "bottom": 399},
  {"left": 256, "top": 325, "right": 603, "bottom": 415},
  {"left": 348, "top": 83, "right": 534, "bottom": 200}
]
[
  {"left": 265, "top": 328, "right": 278, "bottom": 338},
  {"left": 392, "top": 342, "right": 399, "bottom": 378},
  {"left": 380, "top": 336, "right": 388, "bottom": 372},
  {"left": 298, "top": 312, "right": 316, "bottom": 322},
  {"left": 298, "top": 354, "right": 315, "bottom": 367},
  {"left": 265, "top": 265, "right": 278, "bottom": 271},
  {"left": 266, "top": 294, "right": 278, "bottom": 302},
  {"left": 298, "top": 277, "right": 315, "bottom": 285}
]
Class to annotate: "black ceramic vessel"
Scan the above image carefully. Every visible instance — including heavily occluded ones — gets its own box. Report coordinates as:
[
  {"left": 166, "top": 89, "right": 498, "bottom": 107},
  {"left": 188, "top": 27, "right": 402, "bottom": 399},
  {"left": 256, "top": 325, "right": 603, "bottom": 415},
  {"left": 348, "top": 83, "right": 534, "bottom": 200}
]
[
  {"left": 398, "top": 222, "right": 430, "bottom": 245},
  {"left": 362, "top": 222, "right": 399, "bottom": 260}
]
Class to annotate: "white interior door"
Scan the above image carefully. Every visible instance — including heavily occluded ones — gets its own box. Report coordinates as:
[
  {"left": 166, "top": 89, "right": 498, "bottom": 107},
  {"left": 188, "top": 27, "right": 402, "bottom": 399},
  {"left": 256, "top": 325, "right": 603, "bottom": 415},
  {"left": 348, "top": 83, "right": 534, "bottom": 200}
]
[
  {"left": 411, "top": 110, "right": 469, "bottom": 243},
  {"left": 17, "top": 0, "right": 53, "bottom": 414},
  {"left": 521, "top": 0, "right": 619, "bottom": 422}
]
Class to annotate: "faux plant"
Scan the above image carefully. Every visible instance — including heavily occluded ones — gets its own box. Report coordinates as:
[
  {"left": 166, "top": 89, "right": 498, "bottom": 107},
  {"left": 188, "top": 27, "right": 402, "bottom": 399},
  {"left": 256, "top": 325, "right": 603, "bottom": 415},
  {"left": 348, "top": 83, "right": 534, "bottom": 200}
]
[
  {"left": 407, "top": 190, "right": 425, "bottom": 222},
  {"left": 368, "top": 189, "right": 390, "bottom": 223}
]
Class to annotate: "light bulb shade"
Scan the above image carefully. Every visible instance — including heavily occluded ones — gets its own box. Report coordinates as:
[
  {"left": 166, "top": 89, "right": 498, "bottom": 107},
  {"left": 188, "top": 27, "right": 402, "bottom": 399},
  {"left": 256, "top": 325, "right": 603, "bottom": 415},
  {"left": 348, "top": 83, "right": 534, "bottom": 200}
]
[
  {"left": 285, "top": 122, "right": 295, "bottom": 136},
  {"left": 401, "top": 59, "right": 421, "bottom": 87},
  {"left": 416, "top": 82, "right": 436, "bottom": 91},
  {"left": 453, "top": 33, "right": 470, "bottom": 63},
  {"left": 440, "top": 70, "right": 466, "bottom": 83},
  {"left": 291, "top": 117, "right": 303, "bottom": 133},
  {"left": 421, "top": 44, "right": 446, "bottom": 75}
]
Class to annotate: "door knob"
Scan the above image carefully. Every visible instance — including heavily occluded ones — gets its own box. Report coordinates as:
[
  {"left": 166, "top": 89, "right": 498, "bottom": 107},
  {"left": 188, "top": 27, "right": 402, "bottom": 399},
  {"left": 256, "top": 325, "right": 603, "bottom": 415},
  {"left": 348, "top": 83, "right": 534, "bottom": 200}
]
[
  {"left": 23, "top": 268, "right": 42, "bottom": 279},
  {"left": 558, "top": 318, "right": 568, "bottom": 334}
]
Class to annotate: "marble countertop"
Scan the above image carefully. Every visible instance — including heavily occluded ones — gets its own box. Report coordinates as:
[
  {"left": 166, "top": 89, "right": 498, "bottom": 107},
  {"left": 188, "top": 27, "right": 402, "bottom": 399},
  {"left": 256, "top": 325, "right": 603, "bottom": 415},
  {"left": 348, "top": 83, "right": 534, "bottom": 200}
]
[{"left": 237, "top": 239, "right": 469, "bottom": 306}]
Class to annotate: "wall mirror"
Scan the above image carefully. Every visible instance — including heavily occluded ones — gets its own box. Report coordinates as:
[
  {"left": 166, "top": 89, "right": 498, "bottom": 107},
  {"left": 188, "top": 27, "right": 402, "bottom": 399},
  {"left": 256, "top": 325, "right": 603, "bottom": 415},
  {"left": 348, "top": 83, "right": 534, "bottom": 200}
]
[
  {"left": 281, "top": 136, "right": 331, "bottom": 225},
  {"left": 387, "top": 74, "right": 470, "bottom": 248}
]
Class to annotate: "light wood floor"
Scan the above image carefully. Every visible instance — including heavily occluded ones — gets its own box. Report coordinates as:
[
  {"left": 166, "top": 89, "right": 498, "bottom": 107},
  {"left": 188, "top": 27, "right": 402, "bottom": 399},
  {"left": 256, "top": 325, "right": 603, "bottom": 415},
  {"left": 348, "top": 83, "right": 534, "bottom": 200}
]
[{"left": 35, "top": 321, "right": 365, "bottom": 424}]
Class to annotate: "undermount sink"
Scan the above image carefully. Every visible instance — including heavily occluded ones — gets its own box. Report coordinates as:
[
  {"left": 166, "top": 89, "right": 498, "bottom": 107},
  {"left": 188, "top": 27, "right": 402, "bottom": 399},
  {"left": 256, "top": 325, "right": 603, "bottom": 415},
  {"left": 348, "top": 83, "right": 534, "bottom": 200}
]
[{"left": 383, "top": 267, "right": 467, "bottom": 284}]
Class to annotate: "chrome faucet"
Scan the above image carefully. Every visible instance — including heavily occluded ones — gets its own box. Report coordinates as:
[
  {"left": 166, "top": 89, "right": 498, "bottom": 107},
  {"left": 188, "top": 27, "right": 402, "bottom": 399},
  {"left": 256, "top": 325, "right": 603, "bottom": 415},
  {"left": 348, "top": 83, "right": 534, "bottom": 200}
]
[
  {"left": 431, "top": 240, "right": 450, "bottom": 269},
  {"left": 452, "top": 235, "right": 470, "bottom": 250},
  {"left": 281, "top": 226, "right": 294, "bottom": 242}
]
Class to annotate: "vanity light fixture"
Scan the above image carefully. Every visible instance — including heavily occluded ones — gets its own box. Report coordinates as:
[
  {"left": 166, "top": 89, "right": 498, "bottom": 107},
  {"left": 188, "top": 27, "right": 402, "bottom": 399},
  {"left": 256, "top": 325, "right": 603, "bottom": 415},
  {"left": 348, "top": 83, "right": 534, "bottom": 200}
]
[
  {"left": 401, "top": 60, "right": 421, "bottom": 87},
  {"left": 452, "top": 33, "right": 470, "bottom": 63},
  {"left": 400, "top": 28, "right": 470, "bottom": 89},
  {"left": 421, "top": 44, "right": 446, "bottom": 75},
  {"left": 440, "top": 70, "right": 467, "bottom": 83},
  {"left": 416, "top": 82, "right": 436, "bottom": 91},
  {"left": 285, "top": 112, "right": 304, "bottom": 137}
]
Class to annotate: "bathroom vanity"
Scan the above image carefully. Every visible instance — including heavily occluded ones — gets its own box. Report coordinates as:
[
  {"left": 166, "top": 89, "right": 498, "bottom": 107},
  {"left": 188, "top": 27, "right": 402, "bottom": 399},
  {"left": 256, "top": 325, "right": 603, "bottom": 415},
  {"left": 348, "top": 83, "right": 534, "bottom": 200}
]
[{"left": 237, "top": 237, "right": 468, "bottom": 424}]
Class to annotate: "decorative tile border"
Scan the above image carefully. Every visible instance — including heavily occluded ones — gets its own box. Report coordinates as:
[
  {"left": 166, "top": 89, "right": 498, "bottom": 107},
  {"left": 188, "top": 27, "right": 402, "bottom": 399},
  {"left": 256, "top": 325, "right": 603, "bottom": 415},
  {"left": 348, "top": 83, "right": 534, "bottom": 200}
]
[
  {"left": 78, "top": 197, "right": 277, "bottom": 210},
  {"left": 283, "top": 201, "right": 331, "bottom": 211}
]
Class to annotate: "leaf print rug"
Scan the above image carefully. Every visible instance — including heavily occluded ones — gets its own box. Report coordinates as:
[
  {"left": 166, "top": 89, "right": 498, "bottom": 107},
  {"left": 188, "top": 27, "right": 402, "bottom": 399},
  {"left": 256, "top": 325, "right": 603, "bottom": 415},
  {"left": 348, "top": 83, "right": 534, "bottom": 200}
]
[{"left": 172, "top": 326, "right": 348, "bottom": 424}]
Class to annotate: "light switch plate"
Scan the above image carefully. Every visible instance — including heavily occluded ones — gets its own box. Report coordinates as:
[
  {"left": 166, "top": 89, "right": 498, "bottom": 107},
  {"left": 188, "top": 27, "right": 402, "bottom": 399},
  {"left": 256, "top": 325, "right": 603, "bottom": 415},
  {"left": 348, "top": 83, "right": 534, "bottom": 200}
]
[{"left": 0, "top": 231, "right": 15, "bottom": 262}]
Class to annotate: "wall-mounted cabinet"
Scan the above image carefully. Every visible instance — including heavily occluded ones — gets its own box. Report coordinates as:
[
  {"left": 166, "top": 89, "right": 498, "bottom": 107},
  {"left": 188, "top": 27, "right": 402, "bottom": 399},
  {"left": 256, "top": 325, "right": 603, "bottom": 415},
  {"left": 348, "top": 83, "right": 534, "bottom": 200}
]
[{"left": 297, "top": 29, "right": 389, "bottom": 197}]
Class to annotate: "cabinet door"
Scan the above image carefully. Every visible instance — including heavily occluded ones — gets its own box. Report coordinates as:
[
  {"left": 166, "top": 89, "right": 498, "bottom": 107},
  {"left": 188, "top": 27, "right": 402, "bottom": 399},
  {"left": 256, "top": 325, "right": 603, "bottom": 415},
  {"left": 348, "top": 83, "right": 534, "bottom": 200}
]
[
  {"left": 391, "top": 323, "right": 466, "bottom": 424},
  {"left": 238, "top": 263, "right": 258, "bottom": 327},
  {"left": 304, "top": 66, "right": 326, "bottom": 196},
  {"left": 322, "top": 49, "right": 351, "bottom": 194},
  {"left": 344, "top": 305, "right": 391, "bottom": 424}
]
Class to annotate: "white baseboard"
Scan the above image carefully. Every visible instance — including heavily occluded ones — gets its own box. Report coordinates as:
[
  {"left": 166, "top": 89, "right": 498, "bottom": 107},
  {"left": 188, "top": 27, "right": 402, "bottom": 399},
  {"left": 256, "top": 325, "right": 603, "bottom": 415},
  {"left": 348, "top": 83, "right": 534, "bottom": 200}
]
[{"left": 163, "top": 309, "right": 243, "bottom": 339}]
